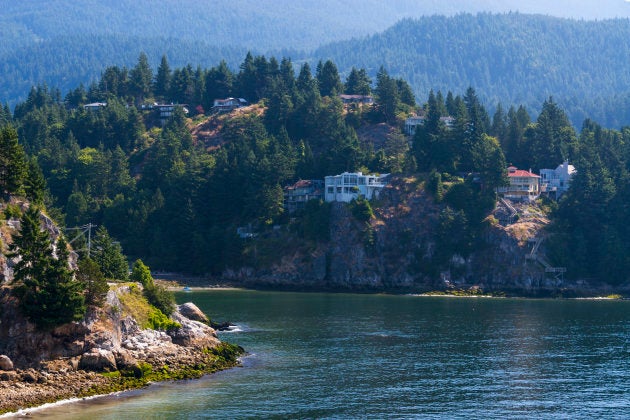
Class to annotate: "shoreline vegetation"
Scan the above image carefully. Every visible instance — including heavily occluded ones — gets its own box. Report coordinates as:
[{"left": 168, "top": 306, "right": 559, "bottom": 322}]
[
  {"left": 163, "top": 279, "right": 627, "bottom": 300},
  {"left": 0, "top": 342, "right": 243, "bottom": 416}
]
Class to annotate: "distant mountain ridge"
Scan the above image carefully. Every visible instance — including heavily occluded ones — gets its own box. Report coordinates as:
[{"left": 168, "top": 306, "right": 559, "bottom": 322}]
[
  {"left": 3, "top": 3, "right": 630, "bottom": 126},
  {"left": 314, "top": 13, "right": 630, "bottom": 127}
]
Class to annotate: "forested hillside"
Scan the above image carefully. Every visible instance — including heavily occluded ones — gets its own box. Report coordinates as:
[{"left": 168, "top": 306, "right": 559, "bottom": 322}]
[
  {"left": 2, "top": 51, "right": 630, "bottom": 288},
  {"left": 314, "top": 14, "right": 630, "bottom": 128},
  {"left": 3, "top": 10, "right": 630, "bottom": 127}
]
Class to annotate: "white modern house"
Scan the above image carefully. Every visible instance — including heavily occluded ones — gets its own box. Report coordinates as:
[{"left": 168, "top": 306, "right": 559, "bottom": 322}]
[
  {"left": 497, "top": 166, "right": 541, "bottom": 201},
  {"left": 540, "top": 161, "right": 576, "bottom": 199},
  {"left": 324, "top": 172, "right": 389, "bottom": 203}
]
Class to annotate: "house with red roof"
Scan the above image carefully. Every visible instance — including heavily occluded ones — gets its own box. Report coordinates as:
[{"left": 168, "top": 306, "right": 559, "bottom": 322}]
[{"left": 497, "top": 166, "right": 541, "bottom": 201}]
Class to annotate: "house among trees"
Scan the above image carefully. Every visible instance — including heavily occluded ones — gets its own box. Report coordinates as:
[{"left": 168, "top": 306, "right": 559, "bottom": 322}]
[
  {"left": 539, "top": 161, "right": 576, "bottom": 199},
  {"left": 283, "top": 179, "right": 324, "bottom": 213},
  {"left": 324, "top": 172, "right": 389, "bottom": 203},
  {"left": 404, "top": 115, "right": 454, "bottom": 136},
  {"left": 155, "top": 104, "right": 188, "bottom": 124},
  {"left": 497, "top": 166, "right": 541, "bottom": 201},
  {"left": 339, "top": 94, "right": 374, "bottom": 105},
  {"left": 83, "top": 102, "right": 107, "bottom": 112},
  {"left": 404, "top": 115, "right": 426, "bottom": 136},
  {"left": 213, "top": 97, "right": 248, "bottom": 112}
]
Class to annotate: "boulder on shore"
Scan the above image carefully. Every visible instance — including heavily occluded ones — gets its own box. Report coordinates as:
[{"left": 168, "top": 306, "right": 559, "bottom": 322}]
[
  {"left": 177, "top": 302, "right": 210, "bottom": 324},
  {"left": 0, "top": 355, "right": 14, "bottom": 371},
  {"left": 168, "top": 311, "right": 219, "bottom": 348},
  {"left": 79, "top": 349, "right": 117, "bottom": 372}
]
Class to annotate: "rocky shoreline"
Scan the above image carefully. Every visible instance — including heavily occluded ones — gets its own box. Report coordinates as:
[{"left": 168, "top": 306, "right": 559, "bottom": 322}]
[
  {"left": 0, "top": 341, "right": 242, "bottom": 416},
  {"left": 0, "top": 285, "right": 243, "bottom": 416}
]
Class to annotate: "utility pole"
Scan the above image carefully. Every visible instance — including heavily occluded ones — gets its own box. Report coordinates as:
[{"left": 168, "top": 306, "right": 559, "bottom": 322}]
[{"left": 65, "top": 223, "right": 97, "bottom": 257}]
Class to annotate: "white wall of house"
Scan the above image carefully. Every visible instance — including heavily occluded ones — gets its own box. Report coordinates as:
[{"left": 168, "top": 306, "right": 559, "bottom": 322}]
[
  {"left": 497, "top": 167, "right": 540, "bottom": 201},
  {"left": 324, "top": 172, "right": 388, "bottom": 202},
  {"left": 540, "top": 161, "right": 576, "bottom": 196}
]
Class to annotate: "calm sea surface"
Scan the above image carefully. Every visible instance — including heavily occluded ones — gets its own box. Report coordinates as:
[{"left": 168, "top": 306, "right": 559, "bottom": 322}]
[{"left": 30, "top": 290, "right": 630, "bottom": 419}]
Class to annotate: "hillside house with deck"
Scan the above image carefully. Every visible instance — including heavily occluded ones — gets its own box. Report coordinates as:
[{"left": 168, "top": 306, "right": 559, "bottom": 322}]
[
  {"left": 324, "top": 172, "right": 389, "bottom": 203},
  {"left": 497, "top": 166, "right": 540, "bottom": 201}
]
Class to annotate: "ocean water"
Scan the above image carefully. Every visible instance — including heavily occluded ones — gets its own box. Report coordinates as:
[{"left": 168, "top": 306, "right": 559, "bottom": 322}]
[{"left": 26, "top": 291, "right": 630, "bottom": 419}]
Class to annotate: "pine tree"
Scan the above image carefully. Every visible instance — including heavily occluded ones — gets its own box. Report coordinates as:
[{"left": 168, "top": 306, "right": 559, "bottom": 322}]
[
  {"left": 9, "top": 207, "right": 85, "bottom": 329},
  {"left": 77, "top": 257, "right": 109, "bottom": 306},
  {"left": 0, "top": 125, "right": 27, "bottom": 195},
  {"left": 154, "top": 55, "right": 172, "bottom": 100},
  {"left": 316, "top": 60, "right": 343, "bottom": 97},
  {"left": 344, "top": 67, "right": 372, "bottom": 95},
  {"left": 129, "top": 52, "right": 153, "bottom": 104},
  {"left": 24, "top": 156, "right": 47, "bottom": 205},
  {"left": 92, "top": 225, "right": 129, "bottom": 281},
  {"left": 375, "top": 67, "right": 399, "bottom": 124}
]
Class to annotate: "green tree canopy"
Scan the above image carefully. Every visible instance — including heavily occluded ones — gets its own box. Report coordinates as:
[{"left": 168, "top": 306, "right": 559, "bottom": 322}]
[{"left": 9, "top": 207, "right": 85, "bottom": 329}]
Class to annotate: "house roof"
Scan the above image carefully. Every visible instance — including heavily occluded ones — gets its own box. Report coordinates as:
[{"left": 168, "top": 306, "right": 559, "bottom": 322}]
[
  {"left": 508, "top": 167, "right": 540, "bottom": 178},
  {"left": 285, "top": 179, "right": 323, "bottom": 191}
]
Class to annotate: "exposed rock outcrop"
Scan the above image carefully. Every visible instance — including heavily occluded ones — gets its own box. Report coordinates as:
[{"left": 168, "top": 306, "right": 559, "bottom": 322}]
[
  {"left": 79, "top": 349, "right": 117, "bottom": 372},
  {"left": 219, "top": 177, "right": 620, "bottom": 296},
  {"left": 178, "top": 302, "right": 210, "bottom": 323}
]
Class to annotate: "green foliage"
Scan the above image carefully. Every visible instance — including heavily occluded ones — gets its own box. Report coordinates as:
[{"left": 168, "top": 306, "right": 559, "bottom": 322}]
[
  {"left": 130, "top": 259, "right": 153, "bottom": 288},
  {"left": 92, "top": 226, "right": 129, "bottom": 281},
  {"left": 435, "top": 207, "right": 472, "bottom": 265},
  {"left": 316, "top": 60, "right": 343, "bottom": 97},
  {"left": 349, "top": 197, "right": 374, "bottom": 222},
  {"left": 3, "top": 203, "right": 22, "bottom": 219},
  {"left": 77, "top": 257, "right": 109, "bottom": 306},
  {"left": 0, "top": 125, "right": 28, "bottom": 195},
  {"left": 146, "top": 306, "right": 180, "bottom": 331},
  {"left": 131, "top": 259, "right": 175, "bottom": 316},
  {"left": 9, "top": 207, "right": 85, "bottom": 330},
  {"left": 143, "top": 283, "right": 176, "bottom": 317},
  {"left": 300, "top": 200, "right": 331, "bottom": 242},
  {"left": 427, "top": 171, "right": 443, "bottom": 202}
]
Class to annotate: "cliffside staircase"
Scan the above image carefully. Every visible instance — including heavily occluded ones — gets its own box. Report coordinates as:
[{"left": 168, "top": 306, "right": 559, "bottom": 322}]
[
  {"left": 499, "top": 197, "right": 518, "bottom": 225},
  {"left": 526, "top": 236, "right": 566, "bottom": 281}
]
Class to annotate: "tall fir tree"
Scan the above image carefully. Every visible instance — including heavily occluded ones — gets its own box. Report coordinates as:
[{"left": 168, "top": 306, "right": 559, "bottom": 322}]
[
  {"left": 9, "top": 207, "right": 85, "bottom": 329},
  {"left": 0, "top": 125, "right": 27, "bottom": 195}
]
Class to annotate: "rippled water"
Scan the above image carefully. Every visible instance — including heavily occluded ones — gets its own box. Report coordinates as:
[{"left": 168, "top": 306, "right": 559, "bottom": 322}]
[{"left": 29, "top": 291, "right": 630, "bottom": 419}]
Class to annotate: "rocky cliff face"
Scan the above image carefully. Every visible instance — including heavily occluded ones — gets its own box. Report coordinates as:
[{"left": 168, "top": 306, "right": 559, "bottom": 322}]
[
  {"left": 222, "top": 177, "right": 614, "bottom": 296},
  {"left": 0, "top": 285, "right": 220, "bottom": 370}
]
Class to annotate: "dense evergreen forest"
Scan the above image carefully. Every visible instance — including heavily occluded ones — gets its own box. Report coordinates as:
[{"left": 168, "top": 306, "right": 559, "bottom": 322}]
[
  {"left": 2, "top": 51, "right": 630, "bottom": 285},
  {"left": 314, "top": 13, "right": 630, "bottom": 128},
  {"left": 4, "top": 8, "right": 630, "bottom": 128}
]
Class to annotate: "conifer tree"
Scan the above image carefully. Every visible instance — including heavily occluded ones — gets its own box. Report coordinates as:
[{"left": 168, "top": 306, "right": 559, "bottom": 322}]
[
  {"left": 316, "top": 60, "right": 343, "bottom": 97},
  {"left": 9, "top": 207, "right": 85, "bottom": 329},
  {"left": 92, "top": 225, "right": 129, "bottom": 281},
  {"left": 154, "top": 55, "right": 172, "bottom": 100},
  {"left": 130, "top": 52, "right": 153, "bottom": 104},
  {"left": 78, "top": 257, "right": 109, "bottom": 306},
  {"left": 0, "top": 126, "right": 27, "bottom": 195}
]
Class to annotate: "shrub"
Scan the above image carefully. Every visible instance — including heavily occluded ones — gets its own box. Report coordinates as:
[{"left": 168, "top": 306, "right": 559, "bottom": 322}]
[
  {"left": 146, "top": 306, "right": 180, "bottom": 331},
  {"left": 349, "top": 197, "right": 373, "bottom": 222}
]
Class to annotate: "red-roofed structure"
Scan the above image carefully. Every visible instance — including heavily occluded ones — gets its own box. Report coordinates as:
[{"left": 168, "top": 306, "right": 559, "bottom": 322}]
[{"left": 498, "top": 166, "right": 541, "bottom": 201}]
